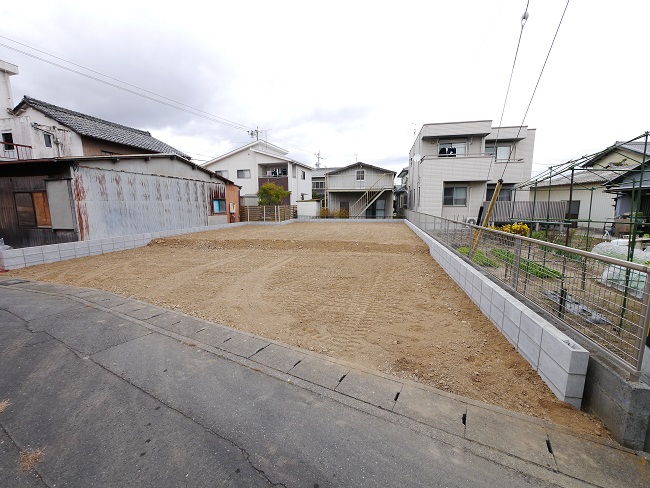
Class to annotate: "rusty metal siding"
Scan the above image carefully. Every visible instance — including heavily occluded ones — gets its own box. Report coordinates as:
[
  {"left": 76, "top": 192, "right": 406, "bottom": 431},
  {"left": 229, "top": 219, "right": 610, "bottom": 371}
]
[
  {"left": 72, "top": 166, "right": 226, "bottom": 240},
  {"left": 0, "top": 175, "right": 77, "bottom": 248}
]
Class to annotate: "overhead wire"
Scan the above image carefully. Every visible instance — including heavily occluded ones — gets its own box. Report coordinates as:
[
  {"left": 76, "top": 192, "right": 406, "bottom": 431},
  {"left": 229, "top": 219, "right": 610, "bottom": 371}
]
[
  {"left": 483, "top": 0, "right": 531, "bottom": 191},
  {"left": 499, "top": 0, "right": 570, "bottom": 180},
  {"left": 0, "top": 36, "right": 320, "bottom": 160}
]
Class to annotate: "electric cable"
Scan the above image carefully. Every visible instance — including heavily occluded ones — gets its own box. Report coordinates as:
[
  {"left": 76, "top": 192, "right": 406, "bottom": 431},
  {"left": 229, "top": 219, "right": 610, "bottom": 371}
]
[
  {"left": 500, "top": 0, "right": 570, "bottom": 179},
  {"left": 0, "top": 36, "right": 320, "bottom": 160}
]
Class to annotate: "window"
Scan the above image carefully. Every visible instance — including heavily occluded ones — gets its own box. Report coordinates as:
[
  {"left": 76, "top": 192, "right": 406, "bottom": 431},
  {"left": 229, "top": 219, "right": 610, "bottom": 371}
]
[
  {"left": 237, "top": 169, "right": 251, "bottom": 179},
  {"left": 212, "top": 199, "right": 227, "bottom": 213},
  {"left": 486, "top": 145, "right": 512, "bottom": 161},
  {"left": 356, "top": 170, "right": 365, "bottom": 181},
  {"left": 2, "top": 132, "right": 14, "bottom": 151},
  {"left": 439, "top": 140, "right": 466, "bottom": 157},
  {"left": 312, "top": 181, "right": 324, "bottom": 189},
  {"left": 101, "top": 150, "right": 117, "bottom": 156},
  {"left": 292, "top": 165, "right": 297, "bottom": 178},
  {"left": 15, "top": 192, "right": 51, "bottom": 227},
  {"left": 485, "top": 184, "right": 513, "bottom": 202},
  {"left": 443, "top": 185, "right": 467, "bottom": 206},
  {"left": 301, "top": 170, "right": 306, "bottom": 180},
  {"left": 216, "top": 170, "right": 229, "bottom": 179},
  {"left": 44, "top": 134, "right": 53, "bottom": 148}
]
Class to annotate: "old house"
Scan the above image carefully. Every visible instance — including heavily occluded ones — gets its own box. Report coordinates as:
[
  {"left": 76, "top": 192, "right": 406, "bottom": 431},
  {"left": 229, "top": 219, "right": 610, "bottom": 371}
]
[{"left": 0, "top": 59, "right": 240, "bottom": 249}]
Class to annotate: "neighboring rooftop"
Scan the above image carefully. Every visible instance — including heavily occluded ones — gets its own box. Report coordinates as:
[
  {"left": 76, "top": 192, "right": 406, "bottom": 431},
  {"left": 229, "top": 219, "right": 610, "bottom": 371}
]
[{"left": 13, "top": 96, "right": 189, "bottom": 159}]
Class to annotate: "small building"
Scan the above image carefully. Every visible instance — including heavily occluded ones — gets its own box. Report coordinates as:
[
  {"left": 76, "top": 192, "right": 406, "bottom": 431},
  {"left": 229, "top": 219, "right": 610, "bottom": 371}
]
[
  {"left": 203, "top": 140, "right": 313, "bottom": 206},
  {"left": 322, "top": 163, "right": 395, "bottom": 218},
  {"left": 407, "top": 120, "right": 535, "bottom": 220},
  {"left": 0, "top": 154, "right": 239, "bottom": 249}
]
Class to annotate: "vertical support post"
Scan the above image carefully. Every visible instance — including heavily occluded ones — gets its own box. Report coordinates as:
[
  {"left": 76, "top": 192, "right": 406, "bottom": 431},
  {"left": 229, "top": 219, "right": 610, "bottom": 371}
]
[
  {"left": 633, "top": 267, "right": 650, "bottom": 372},
  {"left": 512, "top": 238, "right": 522, "bottom": 291}
]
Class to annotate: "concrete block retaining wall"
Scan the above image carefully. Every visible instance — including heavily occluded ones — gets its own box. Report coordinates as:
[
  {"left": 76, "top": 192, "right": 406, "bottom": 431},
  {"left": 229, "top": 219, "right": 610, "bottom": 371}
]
[
  {"left": 0, "top": 219, "right": 401, "bottom": 270},
  {"left": 405, "top": 221, "right": 589, "bottom": 408},
  {"left": 0, "top": 222, "right": 249, "bottom": 271}
]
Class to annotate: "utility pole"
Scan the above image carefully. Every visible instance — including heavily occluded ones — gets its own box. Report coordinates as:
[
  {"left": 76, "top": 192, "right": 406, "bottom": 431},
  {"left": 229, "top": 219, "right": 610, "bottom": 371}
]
[
  {"left": 354, "top": 154, "right": 359, "bottom": 163},
  {"left": 314, "top": 150, "right": 326, "bottom": 169}
]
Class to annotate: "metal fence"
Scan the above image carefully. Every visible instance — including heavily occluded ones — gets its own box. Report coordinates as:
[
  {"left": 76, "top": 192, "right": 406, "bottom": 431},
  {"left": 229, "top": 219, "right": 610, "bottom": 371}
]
[{"left": 406, "top": 210, "right": 650, "bottom": 374}]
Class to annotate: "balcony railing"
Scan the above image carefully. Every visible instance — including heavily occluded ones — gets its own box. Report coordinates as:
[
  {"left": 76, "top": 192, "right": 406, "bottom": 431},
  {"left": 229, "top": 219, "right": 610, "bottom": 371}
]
[
  {"left": 326, "top": 173, "right": 394, "bottom": 191},
  {"left": 1, "top": 141, "right": 34, "bottom": 161}
]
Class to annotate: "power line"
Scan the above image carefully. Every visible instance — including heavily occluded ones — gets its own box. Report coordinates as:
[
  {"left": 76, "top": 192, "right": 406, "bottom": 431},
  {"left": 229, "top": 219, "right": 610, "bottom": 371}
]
[
  {"left": 0, "top": 35, "right": 320, "bottom": 159},
  {"left": 485, "top": 0, "right": 530, "bottom": 188},
  {"left": 500, "top": 0, "right": 570, "bottom": 179}
]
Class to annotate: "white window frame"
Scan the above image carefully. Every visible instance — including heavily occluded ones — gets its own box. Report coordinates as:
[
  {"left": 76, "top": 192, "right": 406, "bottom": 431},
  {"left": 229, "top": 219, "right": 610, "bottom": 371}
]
[
  {"left": 216, "top": 170, "right": 229, "bottom": 179},
  {"left": 237, "top": 169, "right": 251, "bottom": 179}
]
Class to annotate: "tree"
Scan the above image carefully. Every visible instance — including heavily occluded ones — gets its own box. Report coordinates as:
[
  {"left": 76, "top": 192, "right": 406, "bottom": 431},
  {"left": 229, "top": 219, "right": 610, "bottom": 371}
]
[{"left": 257, "top": 182, "right": 290, "bottom": 205}]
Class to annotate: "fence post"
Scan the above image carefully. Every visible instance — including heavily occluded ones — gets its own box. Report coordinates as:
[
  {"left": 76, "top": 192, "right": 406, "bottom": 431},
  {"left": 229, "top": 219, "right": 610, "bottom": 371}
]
[
  {"left": 512, "top": 238, "right": 522, "bottom": 291},
  {"left": 263, "top": 206, "right": 266, "bottom": 222},
  {"left": 247, "top": 206, "right": 250, "bottom": 222},
  {"left": 633, "top": 270, "right": 650, "bottom": 373}
]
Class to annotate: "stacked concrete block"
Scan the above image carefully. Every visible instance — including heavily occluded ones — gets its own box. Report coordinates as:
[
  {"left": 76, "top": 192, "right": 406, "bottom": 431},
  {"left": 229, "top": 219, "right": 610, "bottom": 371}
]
[
  {"left": 23, "top": 247, "right": 44, "bottom": 267},
  {"left": 0, "top": 248, "right": 26, "bottom": 270},
  {"left": 74, "top": 241, "right": 90, "bottom": 258},
  {"left": 405, "top": 220, "right": 589, "bottom": 408},
  {"left": 58, "top": 242, "right": 76, "bottom": 261}
]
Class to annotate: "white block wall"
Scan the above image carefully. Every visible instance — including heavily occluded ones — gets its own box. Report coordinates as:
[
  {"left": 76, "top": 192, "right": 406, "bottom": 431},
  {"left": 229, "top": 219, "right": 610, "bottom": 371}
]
[
  {"left": 0, "top": 222, "right": 248, "bottom": 271},
  {"left": 406, "top": 220, "right": 589, "bottom": 408}
]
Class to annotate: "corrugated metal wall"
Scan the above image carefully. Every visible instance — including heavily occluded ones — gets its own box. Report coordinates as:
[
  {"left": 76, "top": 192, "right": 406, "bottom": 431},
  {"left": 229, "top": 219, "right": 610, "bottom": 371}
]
[{"left": 73, "top": 167, "right": 226, "bottom": 240}]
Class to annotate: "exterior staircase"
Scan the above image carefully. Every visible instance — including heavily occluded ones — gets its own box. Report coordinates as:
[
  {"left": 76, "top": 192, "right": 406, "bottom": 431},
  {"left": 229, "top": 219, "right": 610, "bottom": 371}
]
[{"left": 349, "top": 180, "right": 387, "bottom": 217}]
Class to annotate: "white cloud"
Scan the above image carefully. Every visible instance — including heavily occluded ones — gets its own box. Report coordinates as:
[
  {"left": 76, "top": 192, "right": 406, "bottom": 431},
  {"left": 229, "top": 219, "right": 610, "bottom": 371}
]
[{"left": 1, "top": 0, "right": 648, "bottom": 174}]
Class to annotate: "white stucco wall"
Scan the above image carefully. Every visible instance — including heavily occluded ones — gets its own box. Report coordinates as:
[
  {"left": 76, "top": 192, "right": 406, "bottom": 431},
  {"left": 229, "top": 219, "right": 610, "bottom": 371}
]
[{"left": 0, "top": 108, "right": 84, "bottom": 159}]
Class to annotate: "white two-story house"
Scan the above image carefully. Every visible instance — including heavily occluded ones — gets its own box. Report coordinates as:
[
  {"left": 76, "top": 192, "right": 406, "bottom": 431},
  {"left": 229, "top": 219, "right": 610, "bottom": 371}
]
[
  {"left": 322, "top": 162, "right": 395, "bottom": 218},
  {"left": 408, "top": 120, "right": 535, "bottom": 221},
  {"left": 203, "top": 140, "right": 313, "bottom": 206}
]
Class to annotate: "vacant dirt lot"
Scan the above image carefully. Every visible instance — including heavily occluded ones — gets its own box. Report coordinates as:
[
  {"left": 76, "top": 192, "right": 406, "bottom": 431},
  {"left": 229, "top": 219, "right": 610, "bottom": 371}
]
[{"left": 8, "top": 222, "right": 606, "bottom": 436}]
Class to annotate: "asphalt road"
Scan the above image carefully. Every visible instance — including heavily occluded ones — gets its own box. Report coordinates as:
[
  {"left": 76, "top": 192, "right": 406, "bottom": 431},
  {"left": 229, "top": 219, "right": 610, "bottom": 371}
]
[{"left": 1, "top": 279, "right": 647, "bottom": 487}]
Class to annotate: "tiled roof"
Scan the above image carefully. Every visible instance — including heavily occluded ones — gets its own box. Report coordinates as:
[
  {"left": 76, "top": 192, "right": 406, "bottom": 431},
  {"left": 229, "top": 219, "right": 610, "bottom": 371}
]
[{"left": 17, "top": 96, "right": 189, "bottom": 158}]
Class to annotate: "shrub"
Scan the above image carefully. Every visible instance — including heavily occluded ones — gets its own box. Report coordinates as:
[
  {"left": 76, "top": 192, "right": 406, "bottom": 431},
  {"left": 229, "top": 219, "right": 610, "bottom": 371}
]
[
  {"left": 257, "top": 182, "right": 290, "bottom": 205},
  {"left": 320, "top": 208, "right": 330, "bottom": 218},
  {"left": 491, "top": 222, "right": 530, "bottom": 236}
]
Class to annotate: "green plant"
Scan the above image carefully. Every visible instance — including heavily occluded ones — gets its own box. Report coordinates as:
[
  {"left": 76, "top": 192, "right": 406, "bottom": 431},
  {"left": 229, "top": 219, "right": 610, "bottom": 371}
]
[
  {"left": 257, "top": 182, "right": 290, "bottom": 205},
  {"left": 491, "top": 248, "right": 562, "bottom": 278},
  {"left": 457, "top": 246, "right": 498, "bottom": 267}
]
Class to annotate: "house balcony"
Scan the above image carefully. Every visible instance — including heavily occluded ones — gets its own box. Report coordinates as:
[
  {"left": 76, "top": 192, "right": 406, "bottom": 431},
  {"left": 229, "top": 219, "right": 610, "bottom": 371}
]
[
  {"left": 423, "top": 154, "right": 494, "bottom": 181},
  {"left": 259, "top": 163, "right": 289, "bottom": 178},
  {"left": 1, "top": 141, "right": 33, "bottom": 161},
  {"left": 325, "top": 173, "right": 395, "bottom": 191}
]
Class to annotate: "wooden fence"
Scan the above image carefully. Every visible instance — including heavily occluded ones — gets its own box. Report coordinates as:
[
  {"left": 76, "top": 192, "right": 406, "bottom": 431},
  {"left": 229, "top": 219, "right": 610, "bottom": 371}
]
[{"left": 240, "top": 205, "right": 297, "bottom": 222}]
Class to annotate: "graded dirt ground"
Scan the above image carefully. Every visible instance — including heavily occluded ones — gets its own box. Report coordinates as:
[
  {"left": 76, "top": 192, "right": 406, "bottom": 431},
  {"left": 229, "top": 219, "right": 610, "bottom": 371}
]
[{"left": 7, "top": 222, "right": 607, "bottom": 437}]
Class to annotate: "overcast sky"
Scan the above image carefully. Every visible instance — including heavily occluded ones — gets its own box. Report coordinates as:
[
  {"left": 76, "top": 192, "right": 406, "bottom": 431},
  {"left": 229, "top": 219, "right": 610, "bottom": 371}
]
[{"left": 1, "top": 1, "right": 648, "bottom": 175}]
